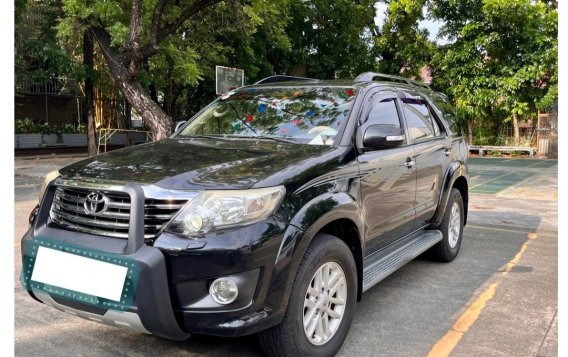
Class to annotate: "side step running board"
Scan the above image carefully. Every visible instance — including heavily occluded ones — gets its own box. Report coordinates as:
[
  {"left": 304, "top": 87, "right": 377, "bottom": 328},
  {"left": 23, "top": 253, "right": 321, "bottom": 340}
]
[{"left": 362, "top": 230, "right": 443, "bottom": 292}]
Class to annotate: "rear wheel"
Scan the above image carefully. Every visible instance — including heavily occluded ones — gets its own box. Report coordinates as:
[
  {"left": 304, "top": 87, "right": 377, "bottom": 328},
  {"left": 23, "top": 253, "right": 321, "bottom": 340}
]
[
  {"left": 259, "top": 233, "right": 357, "bottom": 357},
  {"left": 429, "top": 188, "right": 464, "bottom": 262}
]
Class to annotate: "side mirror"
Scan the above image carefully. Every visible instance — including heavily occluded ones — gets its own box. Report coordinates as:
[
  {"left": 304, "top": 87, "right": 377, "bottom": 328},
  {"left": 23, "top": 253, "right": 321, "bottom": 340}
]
[
  {"left": 362, "top": 125, "right": 405, "bottom": 150},
  {"left": 174, "top": 121, "right": 187, "bottom": 133}
]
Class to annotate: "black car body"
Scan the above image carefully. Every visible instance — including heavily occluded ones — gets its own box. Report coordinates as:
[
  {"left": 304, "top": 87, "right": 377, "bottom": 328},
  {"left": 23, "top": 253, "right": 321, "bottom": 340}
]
[{"left": 21, "top": 73, "right": 469, "bottom": 356}]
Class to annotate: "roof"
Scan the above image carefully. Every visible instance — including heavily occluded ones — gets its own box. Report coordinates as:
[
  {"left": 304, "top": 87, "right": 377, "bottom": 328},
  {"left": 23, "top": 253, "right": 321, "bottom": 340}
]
[{"left": 243, "top": 72, "right": 436, "bottom": 94}]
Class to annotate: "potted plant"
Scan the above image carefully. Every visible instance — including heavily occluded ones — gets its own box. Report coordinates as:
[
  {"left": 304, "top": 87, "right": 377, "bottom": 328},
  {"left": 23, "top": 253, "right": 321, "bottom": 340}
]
[
  {"left": 40, "top": 123, "right": 59, "bottom": 146},
  {"left": 15, "top": 119, "right": 43, "bottom": 149},
  {"left": 61, "top": 123, "right": 87, "bottom": 147}
]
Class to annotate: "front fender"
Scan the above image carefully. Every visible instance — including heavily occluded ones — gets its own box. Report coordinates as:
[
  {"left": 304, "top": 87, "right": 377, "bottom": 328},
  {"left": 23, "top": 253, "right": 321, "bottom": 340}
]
[
  {"left": 263, "top": 192, "right": 363, "bottom": 319},
  {"left": 432, "top": 160, "right": 468, "bottom": 226}
]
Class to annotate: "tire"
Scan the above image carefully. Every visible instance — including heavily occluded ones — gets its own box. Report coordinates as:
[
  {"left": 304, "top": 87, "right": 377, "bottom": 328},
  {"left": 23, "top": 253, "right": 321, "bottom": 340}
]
[
  {"left": 258, "top": 233, "right": 357, "bottom": 357},
  {"left": 429, "top": 188, "right": 464, "bottom": 262}
]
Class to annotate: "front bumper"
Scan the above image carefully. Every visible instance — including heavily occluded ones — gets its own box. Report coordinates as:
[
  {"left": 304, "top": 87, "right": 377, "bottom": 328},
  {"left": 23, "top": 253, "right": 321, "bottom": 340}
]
[
  {"left": 21, "top": 230, "right": 190, "bottom": 340},
  {"left": 21, "top": 183, "right": 303, "bottom": 339}
]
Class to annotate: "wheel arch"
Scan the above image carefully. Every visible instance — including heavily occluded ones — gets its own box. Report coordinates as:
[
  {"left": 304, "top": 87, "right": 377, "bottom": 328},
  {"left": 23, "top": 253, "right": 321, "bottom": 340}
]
[
  {"left": 452, "top": 175, "right": 469, "bottom": 226},
  {"left": 266, "top": 193, "right": 365, "bottom": 319},
  {"left": 432, "top": 160, "right": 469, "bottom": 227},
  {"left": 317, "top": 219, "right": 363, "bottom": 302}
]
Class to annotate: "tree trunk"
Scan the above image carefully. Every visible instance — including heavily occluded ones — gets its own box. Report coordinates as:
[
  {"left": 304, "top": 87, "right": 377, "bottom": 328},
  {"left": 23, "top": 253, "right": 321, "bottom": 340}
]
[
  {"left": 93, "top": 29, "right": 173, "bottom": 140},
  {"left": 143, "top": 58, "right": 159, "bottom": 104},
  {"left": 467, "top": 120, "right": 474, "bottom": 145},
  {"left": 512, "top": 113, "right": 520, "bottom": 146},
  {"left": 124, "top": 101, "right": 132, "bottom": 146},
  {"left": 83, "top": 31, "right": 97, "bottom": 156}
]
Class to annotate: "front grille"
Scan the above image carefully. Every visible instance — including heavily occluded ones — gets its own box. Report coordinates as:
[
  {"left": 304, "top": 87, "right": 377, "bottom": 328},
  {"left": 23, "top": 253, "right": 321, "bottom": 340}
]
[{"left": 50, "top": 186, "right": 188, "bottom": 239}]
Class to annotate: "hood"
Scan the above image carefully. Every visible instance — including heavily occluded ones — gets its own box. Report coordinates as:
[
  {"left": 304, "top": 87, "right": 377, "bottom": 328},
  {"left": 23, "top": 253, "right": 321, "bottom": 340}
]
[{"left": 59, "top": 138, "right": 336, "bottom": 190}]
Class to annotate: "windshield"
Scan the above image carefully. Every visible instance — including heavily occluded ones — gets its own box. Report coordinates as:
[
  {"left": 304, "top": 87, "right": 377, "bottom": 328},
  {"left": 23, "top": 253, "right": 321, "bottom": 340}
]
[{"left": 176, "top": 86, "right": 357, "bottom": 146}]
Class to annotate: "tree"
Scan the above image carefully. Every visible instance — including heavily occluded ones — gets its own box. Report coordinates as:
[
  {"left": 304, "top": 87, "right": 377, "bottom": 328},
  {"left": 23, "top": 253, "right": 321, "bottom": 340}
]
[
  {"left": 15, "top": 0, "right": 81, "bottom": 87},
  {"left": 58, "top": 0, "right": 230, "bottom": 140},
  {"left": 429, "top": 0, "right": 558, "bottom": 146},
  {"left": 371, "top": 0, "right": 434, "bottom": 77},
  {"left": 284, "top": 0, "right": 376, "bottom": 79},
  {"left": 58, "top": 0, "right": 296, "bottom": 140},
  {"left": 143, "top": 0, "right": 292, "bottom": 120},
  {"left": 83, "top": 30, "right": 96, "bottom": 155}
]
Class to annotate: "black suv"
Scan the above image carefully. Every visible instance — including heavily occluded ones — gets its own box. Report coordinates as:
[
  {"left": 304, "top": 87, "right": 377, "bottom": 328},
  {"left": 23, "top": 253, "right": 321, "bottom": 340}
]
[{"left": 21, "top": 72, "right": 469, "bottom": 356}]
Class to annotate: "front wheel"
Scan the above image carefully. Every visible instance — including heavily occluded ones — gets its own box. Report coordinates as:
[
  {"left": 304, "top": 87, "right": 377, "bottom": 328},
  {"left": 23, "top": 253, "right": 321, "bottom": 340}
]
[
  {"left": 429, "top": 187, "right": 464, "bottom": 262},
  {"left": 258, "top": 233, "right": 357, "bottom": 357}
]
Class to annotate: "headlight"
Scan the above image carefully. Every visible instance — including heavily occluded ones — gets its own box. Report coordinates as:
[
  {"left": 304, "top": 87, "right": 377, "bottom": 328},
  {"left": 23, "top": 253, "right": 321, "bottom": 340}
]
[
  {"left": 166, "top": 186, "right": 285, "bottom": 237},
  {"left": 39, "top": 170, "right": 60, "bottom": 203}
]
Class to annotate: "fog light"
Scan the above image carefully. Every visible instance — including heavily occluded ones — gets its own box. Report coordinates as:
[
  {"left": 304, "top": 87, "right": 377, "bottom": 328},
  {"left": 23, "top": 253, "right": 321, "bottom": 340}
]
[{"left": 209, "top": 278, "right": 238, "bottom": 305}]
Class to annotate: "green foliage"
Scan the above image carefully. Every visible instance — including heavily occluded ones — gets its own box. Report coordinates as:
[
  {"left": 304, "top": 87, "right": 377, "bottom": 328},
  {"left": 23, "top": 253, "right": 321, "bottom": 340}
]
[
  {"left": 373, "top": 0, "right": 434, "bottom": 77},
  {"left": 16, "top": 0, "right": 557, "bottom": 144},
  {"left": 429, "top": 0, "right": 557, "bottom": 144},
  {"left": 15, "top": 118, "right": 41, "bottom": 134},
  {"left": 285, "top": 0, "right": 376, "bottom": 79},
  {"left": 15, "top": 119, "right": 86, "bottom": 134},
  {"left": 16, "top": 1, "right": 82, "bottom": 81}
]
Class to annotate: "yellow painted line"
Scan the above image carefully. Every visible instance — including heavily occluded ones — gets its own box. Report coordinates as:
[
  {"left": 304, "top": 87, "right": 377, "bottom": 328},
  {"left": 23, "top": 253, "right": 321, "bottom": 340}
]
[
  {"left": 428, "top": 283, "right": 498, "bottom": 357},
  {"left": 427, "top": 233, "right": 538, "bottom": 357},
  {"left": 503, "top": 243, "right": 528, "bottom": 274},
  {"left": 502, "top": 234, "right": 538, "bottom": 275},
  {"left": 469, "top": 172, "right": 511, "bottom": 189}
]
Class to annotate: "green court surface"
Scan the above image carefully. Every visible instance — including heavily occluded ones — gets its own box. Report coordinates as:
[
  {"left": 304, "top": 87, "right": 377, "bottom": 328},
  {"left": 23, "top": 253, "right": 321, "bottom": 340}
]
[{"left": 467, "top": 158, "right": 557, "bottom": 194}]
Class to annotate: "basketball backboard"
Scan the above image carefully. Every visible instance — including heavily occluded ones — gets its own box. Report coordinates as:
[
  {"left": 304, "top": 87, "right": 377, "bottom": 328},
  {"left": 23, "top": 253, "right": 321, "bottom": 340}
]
[{"left": 215, "top": 65, "right": 245, "bottom": 95}]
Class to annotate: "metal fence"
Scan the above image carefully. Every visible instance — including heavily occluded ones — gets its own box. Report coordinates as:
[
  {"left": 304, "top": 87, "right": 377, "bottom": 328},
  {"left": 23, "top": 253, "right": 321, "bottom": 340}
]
[{"left": 15, "top": 74, "right": 79, "bottom": 96}]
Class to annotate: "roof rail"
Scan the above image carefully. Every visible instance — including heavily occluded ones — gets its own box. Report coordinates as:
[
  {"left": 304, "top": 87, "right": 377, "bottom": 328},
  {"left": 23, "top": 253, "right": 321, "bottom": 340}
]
[
  {"left": 254, "top": 75, "right": 317, "bottom": 85},
  {"left": 354, "top": 72, "right": 431, "bottom": 90}
]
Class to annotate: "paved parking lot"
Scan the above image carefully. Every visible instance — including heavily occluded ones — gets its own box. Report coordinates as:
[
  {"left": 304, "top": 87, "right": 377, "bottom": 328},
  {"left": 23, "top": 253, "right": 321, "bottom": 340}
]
[{"left": 14, "top": 155, "right": 557, "bottom": 356}]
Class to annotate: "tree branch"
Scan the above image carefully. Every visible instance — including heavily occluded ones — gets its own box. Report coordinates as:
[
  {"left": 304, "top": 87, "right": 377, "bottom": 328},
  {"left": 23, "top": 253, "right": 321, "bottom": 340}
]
[
  {"left": 139, "top": 0, "right": 223, "bottom": 61},
  {"left": 158, "top": 0, "right": 222, "bottom": 41},
  {"left": 127, "top": 0, "right": 143, "bottom": 77},
  {"left": 90, "top": 25, "right": 130, "bottom": 79},
  {"left": 151, "top": 0, "right": 169, "bottom": 48}
]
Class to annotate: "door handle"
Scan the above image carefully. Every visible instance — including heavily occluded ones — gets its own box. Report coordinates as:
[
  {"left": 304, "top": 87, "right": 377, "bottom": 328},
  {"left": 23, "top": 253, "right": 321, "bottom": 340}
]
[
  {"left": 444, "top": 147, "right": 451, "bottom": 156},
  {"left": 404, "top": 157, "right": 415, "bottom": 168}
]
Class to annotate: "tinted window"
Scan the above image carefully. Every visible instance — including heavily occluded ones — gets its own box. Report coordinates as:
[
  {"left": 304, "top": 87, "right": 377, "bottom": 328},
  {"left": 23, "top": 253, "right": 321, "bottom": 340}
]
[
  {"left": 401, "top": 97, "right": 435, "bottom": 141},
  {"left": 366, "top": 98, "right": 401, "bottom": 128},
  {"left": 431, "top": 94, "right": 456, "bottom": 136}
]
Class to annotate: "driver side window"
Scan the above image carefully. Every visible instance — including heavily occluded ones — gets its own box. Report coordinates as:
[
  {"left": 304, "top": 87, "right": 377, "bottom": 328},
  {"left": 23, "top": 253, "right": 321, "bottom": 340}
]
[{"left": 365, "top": 98, "right": 402, "bottom": 129}]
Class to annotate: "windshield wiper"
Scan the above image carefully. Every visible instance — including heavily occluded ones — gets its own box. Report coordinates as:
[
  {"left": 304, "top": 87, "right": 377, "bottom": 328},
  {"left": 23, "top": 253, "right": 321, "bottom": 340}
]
[
  {"left": 179, "top": 134, "right": 234, "bottom": 141},
  {"left": 243, "top": 136, "right": 297, "bottom": 144}
]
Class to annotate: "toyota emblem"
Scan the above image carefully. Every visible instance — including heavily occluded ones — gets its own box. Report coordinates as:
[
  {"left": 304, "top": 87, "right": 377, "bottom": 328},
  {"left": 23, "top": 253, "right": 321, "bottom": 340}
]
[{"left": 84, "top": 192, "right": 108, "bottom": 215}]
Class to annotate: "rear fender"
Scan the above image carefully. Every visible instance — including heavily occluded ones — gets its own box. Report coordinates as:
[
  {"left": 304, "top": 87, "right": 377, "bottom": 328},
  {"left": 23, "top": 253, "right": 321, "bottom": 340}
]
[{"left": 432, "top": 160, "right": 468, "bottom": 226}]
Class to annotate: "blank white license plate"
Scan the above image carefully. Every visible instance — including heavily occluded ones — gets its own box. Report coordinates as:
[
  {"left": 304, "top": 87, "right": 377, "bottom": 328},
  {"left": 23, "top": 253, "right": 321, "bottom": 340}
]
[{"left": 31, "top": 246, "right": 128, "bottom": 302}]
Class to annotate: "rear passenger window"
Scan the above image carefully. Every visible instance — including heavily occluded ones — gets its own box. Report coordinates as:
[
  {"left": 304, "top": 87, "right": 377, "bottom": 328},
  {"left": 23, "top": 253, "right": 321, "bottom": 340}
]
[
  {"left": 401, "top": 97, "right": 440, "bottom": 141},
  {"left": 365, "top": 98, "right": 401, "bottom": 128}
]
